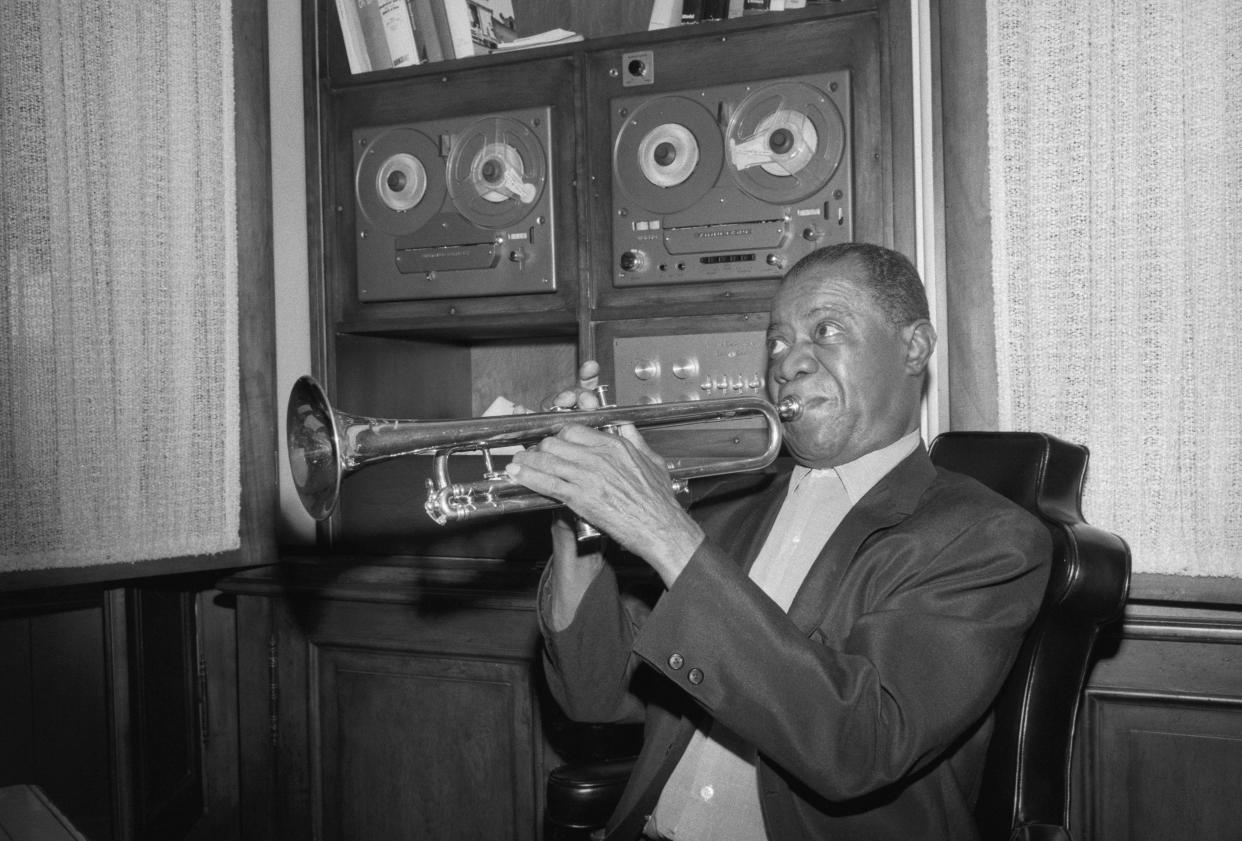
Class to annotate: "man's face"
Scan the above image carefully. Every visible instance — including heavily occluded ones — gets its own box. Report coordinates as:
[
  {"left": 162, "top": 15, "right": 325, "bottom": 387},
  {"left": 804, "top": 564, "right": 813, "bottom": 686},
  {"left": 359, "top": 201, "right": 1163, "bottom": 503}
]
[{"left": 765, "top": 259, "right": 928, "bottom": 469}]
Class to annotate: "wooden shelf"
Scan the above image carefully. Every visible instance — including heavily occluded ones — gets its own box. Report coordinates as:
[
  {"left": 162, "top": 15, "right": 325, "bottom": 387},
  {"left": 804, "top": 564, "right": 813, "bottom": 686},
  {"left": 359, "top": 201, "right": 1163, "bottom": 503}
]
[{"left": 320, "top": 4, "right": 869, "bottom": 89}]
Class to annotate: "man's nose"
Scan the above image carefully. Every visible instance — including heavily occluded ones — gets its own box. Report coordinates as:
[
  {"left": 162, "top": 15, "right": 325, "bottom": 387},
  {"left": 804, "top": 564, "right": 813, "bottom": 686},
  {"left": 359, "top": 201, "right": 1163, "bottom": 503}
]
[{"left": 771, "top": 342, "right": 818, "bottom": 383}]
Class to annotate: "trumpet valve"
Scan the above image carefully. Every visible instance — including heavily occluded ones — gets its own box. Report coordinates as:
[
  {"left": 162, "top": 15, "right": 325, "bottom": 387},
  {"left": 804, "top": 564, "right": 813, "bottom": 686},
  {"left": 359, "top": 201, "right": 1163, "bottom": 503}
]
[
  {"left": 424, "top": 479, "right": 450, "bottom": 525},
  {"left": 480, "top": 448, "right": 505, "bottom": 480}
]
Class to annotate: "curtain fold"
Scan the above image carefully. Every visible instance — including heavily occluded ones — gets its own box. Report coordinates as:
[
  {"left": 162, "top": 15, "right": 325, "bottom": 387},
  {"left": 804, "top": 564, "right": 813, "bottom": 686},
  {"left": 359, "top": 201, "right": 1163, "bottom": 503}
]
[
  {"left": 1, "top": 0, "right": 239, "bottom": 570},
  {"left": 988, "top": 0, "right": 1242, "bottom": 575}
]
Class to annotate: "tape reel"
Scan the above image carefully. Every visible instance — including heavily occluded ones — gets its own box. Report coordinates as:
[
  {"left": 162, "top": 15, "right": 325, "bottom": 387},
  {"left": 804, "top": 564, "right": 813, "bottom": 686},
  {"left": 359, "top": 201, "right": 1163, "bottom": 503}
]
[
  {"left": 355, "top": 128, "right": 446, "bottom": 236},
  {"left": 638, "top": 124, "right": 700, "bottom": 188},
  {"left": 726, "top": 80, "right": 846, "bottom": 204},
  {"left": 613, "top": 96, "right": 724, "bottom": 215},
  {"left": 447, "top": 115, "right": 548, "bottom": 229}
]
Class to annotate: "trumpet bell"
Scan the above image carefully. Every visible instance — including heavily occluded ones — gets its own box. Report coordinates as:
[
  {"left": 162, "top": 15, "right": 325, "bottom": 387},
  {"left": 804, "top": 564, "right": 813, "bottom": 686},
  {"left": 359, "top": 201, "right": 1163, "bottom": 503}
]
[{"left": 287, "top": 376, "right": 344, "bottom": 520}]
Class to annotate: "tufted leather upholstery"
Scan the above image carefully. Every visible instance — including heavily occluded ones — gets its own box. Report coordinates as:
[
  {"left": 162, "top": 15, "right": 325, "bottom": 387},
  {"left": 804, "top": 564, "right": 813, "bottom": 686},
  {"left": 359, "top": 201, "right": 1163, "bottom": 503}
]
[{"left": 543, "top": 432, "right": 1131, "bottom": 841}]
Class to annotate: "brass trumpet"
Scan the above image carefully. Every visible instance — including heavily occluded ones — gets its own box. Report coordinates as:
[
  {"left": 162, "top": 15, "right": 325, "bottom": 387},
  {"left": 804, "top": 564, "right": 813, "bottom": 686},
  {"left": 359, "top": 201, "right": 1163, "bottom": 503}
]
[{"left": 286, "top": 375, "right": 802, "bottom": 525}]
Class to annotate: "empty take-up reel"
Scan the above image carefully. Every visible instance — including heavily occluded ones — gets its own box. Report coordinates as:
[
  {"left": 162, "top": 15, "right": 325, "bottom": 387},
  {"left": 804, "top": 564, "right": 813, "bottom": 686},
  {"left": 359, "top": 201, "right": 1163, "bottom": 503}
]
[
  {"left": 611, "top": 71, "right": 852, "bottom": 287},
  {"left": 353, "top": 106, "right": 555, "bottom": 302}
]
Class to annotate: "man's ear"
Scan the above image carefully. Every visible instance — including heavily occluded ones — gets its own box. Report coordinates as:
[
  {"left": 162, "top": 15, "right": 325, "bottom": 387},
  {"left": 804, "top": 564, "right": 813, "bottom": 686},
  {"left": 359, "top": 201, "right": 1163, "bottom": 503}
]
[{"left": 901, "top": 319, "right": 937, "bottom": 375}]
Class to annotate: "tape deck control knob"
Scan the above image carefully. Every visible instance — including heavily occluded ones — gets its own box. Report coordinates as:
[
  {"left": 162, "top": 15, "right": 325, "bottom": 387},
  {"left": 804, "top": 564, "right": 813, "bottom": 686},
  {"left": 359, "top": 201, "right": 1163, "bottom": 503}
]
[{"left": 620, "top": 250, "right": 647, "bottom": 272}]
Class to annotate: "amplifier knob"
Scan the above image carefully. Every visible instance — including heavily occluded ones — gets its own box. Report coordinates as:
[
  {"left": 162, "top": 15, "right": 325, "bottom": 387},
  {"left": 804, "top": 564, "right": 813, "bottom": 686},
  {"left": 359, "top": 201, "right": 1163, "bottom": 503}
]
[
  {"left": 672, "top": 357, "right": 699, "bottom": 379},
  {"left": 634, "top": 359, "right": 660, "bottom": 380},
  {"left": 620, "top": 250, "right": 647, "bottom": 272}
]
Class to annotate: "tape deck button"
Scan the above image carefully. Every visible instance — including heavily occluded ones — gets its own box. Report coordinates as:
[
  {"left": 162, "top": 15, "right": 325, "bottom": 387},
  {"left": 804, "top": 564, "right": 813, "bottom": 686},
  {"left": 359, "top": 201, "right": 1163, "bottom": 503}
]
[{"left": 620, "top": 250, "right": 647, "bottom": 272}]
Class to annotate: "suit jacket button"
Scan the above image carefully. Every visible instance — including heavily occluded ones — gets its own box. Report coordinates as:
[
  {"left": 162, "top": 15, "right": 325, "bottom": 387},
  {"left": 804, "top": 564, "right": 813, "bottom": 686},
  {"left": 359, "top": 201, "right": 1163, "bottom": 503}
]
[
  {"left": 668, "top": 653, "right": 684, "bottom": 670},
  {"left": 688, "top": 668, "right": 703, "bottom": 685}
]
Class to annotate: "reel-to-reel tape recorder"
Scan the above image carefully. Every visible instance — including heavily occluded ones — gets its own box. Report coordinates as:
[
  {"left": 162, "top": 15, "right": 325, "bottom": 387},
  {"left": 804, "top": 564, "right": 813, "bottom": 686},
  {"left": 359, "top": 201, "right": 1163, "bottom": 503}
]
[
  {"left": 611, "top": 70, "right": 852, "bottom": 287},
  {"left": 352, "top": 106, "right": 555, "bottom": 302}
]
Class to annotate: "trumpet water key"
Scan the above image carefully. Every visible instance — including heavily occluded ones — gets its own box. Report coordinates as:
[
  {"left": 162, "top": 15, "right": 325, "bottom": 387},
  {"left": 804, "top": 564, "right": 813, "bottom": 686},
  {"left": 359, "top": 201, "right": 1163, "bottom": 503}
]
[{"left": 286, "top": 375, "right": 802, "bottom": 526}]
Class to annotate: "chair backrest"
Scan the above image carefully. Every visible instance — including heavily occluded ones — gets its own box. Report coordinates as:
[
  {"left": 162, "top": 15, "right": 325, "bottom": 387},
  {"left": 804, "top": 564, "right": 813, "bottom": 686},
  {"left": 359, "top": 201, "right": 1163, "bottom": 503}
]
[{"left": 927, "top": 432, "right": 1131, "bottom": 841}]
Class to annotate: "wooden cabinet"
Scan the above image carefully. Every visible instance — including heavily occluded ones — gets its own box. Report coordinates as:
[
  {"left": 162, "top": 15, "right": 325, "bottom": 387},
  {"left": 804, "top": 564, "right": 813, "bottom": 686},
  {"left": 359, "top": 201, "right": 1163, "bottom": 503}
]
[
  {"left": 0, "top": 579, "right": 239, "bottom": 841},
  {"left": 222, "top": 558, "right": 554, "bottom": 841}
]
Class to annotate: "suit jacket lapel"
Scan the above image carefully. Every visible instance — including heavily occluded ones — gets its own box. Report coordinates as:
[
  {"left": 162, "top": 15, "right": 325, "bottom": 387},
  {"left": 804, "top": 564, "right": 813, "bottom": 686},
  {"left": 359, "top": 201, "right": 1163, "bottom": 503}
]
[{"left": 786, "top": 446, "right": 937, "bottom": 634}]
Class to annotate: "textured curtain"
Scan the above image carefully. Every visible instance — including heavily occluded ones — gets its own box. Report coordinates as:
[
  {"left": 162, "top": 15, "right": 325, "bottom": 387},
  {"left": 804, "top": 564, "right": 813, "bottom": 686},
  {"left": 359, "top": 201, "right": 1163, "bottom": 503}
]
[
  {"left": 0, "top": 0, "right": 238, "bottom": 571},
  {"left": 988, "top": 1, "right": 1242, "bottom": 576}
]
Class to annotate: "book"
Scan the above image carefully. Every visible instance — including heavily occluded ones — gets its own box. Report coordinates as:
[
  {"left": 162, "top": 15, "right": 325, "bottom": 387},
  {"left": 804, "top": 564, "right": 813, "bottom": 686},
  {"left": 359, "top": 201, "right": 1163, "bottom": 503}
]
[
  {"left": 493, "top": 28, "right": 584, "bottom": 51},
  {"left": 406, "top": 0, "right": 444, "bottom": 61},
  {"left": 334, "top": 0, "right": 374, "bottom": 72},
  {"left": 379, "top": 0, "right": 421, "bottom": 67},
  {"left": 648, "top": 0, "right": 682, "bottom": 29},
  {"left": 334, "top": 0, "right": 424, "bottom": 74},
  {"left": 435, "top": 0, "right": 474, "bottom": 57},
  {"left": 437, "top": 0, "right": 517, "bottom": 57},
  {"left": 418, "top": 0, "right": 459, "bottom": 59}
]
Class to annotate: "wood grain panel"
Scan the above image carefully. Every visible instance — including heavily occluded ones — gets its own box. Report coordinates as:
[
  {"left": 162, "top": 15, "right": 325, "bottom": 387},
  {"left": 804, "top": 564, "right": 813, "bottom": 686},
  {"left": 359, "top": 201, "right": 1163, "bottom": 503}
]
[
  {"left": 127, "top": 588, "right": 202, "bottom": 841},
  {"left": 938, "top": 0, "right": 999, "bottom": 429},
  {"left": 29, "top": 606, "right": 112, "bottom": 840},
  {"left": 0, "top": 618, "right": 33, "bottom": 783},
  {"left": 470, "top": 340, "right": 578, "bottom": 416},
  {"left": 315, "top": 648, "right": 537, "bottom": 841},
  {"left": 1083, "top": 695, "right": 1242, "bottom": 841},
  {"left": 1073, "top": 606, "right": 1242, "bottom": 841}
]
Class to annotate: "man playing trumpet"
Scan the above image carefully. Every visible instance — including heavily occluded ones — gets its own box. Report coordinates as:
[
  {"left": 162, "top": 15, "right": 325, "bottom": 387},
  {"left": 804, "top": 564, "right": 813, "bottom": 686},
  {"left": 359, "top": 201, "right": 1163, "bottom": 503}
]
[{"left": 505, "top": 243, "right": 1050, "bottom": 841}]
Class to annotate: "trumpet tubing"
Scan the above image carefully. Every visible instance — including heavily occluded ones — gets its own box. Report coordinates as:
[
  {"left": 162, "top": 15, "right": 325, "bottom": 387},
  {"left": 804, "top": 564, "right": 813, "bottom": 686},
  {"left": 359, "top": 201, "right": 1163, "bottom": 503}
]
[{"left": 286, "top": 375, "right": 801, "bottom": 525}]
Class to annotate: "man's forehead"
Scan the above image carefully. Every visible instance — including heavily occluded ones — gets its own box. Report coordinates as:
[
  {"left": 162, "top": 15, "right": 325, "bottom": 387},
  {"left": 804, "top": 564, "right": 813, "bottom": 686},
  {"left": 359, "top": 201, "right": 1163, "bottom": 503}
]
[{"left": 771, "top": 260, "right": 874, "bottom": 317}]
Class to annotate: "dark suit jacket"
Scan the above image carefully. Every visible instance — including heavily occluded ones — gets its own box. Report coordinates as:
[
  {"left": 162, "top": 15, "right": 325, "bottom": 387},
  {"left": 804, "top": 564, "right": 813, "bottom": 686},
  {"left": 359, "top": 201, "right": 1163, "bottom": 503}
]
[{"left": 540, "top": 445, "right": 1051, "bottom": 841}]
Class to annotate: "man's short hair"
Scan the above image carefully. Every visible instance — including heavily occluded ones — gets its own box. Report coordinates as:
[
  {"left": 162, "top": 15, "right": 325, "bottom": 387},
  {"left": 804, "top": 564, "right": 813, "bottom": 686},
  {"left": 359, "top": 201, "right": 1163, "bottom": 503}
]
[{"left": 786, "top": 243, "right": 930, "bottom": 327}]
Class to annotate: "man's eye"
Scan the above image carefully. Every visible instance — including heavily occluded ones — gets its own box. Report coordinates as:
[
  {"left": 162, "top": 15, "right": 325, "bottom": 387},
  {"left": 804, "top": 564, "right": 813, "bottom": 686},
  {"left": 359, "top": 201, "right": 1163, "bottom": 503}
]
[
  {"left": 767, "top": 336, "right": 790, "bottom": 357},
  {"left": 813, "top": 322, "right": 842, "bottom": 341}
]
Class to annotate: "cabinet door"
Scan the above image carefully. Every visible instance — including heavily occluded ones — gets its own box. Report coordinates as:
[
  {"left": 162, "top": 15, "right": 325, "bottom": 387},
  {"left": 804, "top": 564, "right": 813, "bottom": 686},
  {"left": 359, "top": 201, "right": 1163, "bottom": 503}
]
[
  {"left": 315, "top": 646, "right": 538, "bottom": 841},
  {"left": 1074, "top": 616, "right": 1242, "bottom": 841}
]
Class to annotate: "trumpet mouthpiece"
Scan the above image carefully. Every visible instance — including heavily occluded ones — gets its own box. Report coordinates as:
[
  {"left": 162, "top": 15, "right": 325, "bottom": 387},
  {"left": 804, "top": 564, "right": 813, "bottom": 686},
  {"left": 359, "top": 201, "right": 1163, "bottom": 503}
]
[{"left": 777, "top": 395, "right": 803, "bottom": 422}]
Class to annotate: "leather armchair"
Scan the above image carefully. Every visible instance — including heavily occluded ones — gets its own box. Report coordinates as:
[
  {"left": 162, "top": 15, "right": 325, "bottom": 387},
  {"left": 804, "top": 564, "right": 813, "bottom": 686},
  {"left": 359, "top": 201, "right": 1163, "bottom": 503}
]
[{"left": 543, "top": 432, "right": 1131, "bottom": 841}]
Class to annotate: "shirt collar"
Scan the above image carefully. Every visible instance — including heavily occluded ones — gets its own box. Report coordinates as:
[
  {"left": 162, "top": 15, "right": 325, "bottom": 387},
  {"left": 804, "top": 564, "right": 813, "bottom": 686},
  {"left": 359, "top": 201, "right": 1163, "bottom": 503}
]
[{"left": 791, "top": 429, "right": 922, "bottom": 504}]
